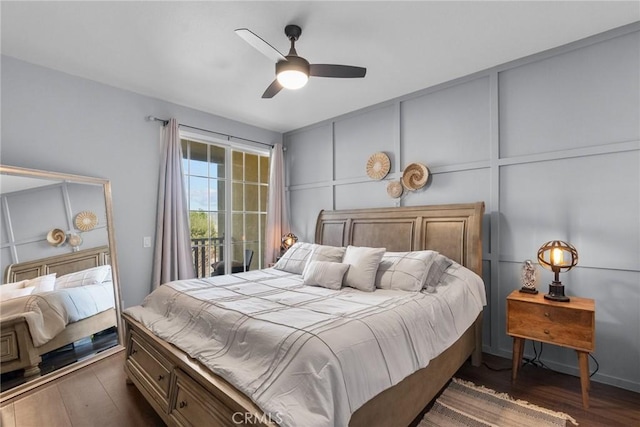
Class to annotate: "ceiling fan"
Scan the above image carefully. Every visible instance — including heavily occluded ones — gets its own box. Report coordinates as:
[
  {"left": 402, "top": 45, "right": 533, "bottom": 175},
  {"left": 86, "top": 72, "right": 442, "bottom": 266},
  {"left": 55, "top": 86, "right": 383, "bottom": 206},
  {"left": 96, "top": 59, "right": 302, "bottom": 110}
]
[{"left": 235, "top": 24, "right": 367, "bottom": 98}]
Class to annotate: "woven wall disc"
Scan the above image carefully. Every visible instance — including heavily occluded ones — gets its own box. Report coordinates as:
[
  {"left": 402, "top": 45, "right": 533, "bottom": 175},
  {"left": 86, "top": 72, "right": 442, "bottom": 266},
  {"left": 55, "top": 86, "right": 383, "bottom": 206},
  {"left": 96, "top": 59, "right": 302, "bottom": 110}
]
[
  {"left": 401, "top": 163, "right": 429, "bottom": 191},
  {"left": 366, "top": 152, "right": 391, "bottom": 180},
  {"left": 75, "top": 211, "right": 98, "bottom": 232},
  {"left": 386, "top": 181, "right": 403, "bottom": 198}
]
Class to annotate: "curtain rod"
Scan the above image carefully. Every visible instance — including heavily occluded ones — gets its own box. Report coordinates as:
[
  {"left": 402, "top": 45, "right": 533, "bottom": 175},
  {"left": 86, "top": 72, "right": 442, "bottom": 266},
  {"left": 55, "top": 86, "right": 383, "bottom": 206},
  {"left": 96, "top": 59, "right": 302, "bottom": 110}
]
[{"left": 146, "top": 116, "right": 274, "bottom": 149}]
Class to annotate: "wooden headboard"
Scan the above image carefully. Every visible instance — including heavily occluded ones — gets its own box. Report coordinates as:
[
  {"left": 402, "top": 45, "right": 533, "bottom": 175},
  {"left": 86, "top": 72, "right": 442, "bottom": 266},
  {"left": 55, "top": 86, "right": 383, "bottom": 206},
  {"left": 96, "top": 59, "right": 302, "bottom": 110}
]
[
  {"left": 4, "top": 245, "right": 110, "bottom": 284},
  {"left": 315, "top": 202, "right": 485, "bottom": 277}
]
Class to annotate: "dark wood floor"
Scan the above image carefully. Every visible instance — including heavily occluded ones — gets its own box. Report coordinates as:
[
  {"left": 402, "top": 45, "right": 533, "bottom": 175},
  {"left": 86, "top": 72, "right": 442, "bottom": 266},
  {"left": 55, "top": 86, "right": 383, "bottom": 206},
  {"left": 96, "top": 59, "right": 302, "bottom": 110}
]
[
  {"left": 1, "top": 351, "right": 638, "bottom": 426},
  {"left": 455, "top": 353, "right": 640, "bottom": 427}
]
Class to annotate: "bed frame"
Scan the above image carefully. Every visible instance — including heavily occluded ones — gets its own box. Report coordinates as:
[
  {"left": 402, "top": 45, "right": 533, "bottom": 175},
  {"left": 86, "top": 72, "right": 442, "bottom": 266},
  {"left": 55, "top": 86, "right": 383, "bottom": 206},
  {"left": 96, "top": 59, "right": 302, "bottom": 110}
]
[
  {"left": 1, "top": 246, "right": 117, "bottom": 379},
  {"left": 123, "top": 202, "right": 485, "bottom": 427}
]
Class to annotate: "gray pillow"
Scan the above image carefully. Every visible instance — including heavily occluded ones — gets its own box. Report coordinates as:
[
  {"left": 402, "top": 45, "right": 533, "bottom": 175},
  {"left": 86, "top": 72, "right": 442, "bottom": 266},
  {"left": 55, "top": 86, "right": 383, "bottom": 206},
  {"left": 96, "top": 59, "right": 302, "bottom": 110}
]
[
  {"left": 273, "top": 242, "right": 317, "bottom": 274},
  {"left": 307, "top": 245, "right": 346, "bottom": 264},
  {"left": 375, "top": 250, "right": 437, "bottom": 291},
  {"left": 342, "top": 246, "right": 386, "bottom": 292},
  {"left": 302, "top": 261, "right": 349, "bottom": 290},
  {"left": 423, "top": 254, "right": 453, "bottom": 292}
]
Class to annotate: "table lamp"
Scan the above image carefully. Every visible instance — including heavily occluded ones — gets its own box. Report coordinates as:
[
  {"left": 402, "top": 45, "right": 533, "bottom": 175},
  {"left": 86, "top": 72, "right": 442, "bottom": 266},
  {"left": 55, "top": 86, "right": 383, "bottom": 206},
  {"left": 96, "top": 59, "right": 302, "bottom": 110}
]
[
  {"left": 281, "top": 233, "right": 298, "bottom": 254},
  {"left": 537, "top": 240, "right": 578, "bottom": 302}
]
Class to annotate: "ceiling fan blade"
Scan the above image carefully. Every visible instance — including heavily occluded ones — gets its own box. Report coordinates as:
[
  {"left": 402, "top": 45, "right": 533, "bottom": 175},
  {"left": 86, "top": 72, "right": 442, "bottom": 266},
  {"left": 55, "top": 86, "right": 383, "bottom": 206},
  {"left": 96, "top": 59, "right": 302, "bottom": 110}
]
[
  {"left": 262, "top": 80, "right": 283, "bottom": 98},
  {"left": 235, "top": 28, "right": 287, "bottom": 63},
  {"left": 310, "top": 64, "right": 367, "bottom": 78}
]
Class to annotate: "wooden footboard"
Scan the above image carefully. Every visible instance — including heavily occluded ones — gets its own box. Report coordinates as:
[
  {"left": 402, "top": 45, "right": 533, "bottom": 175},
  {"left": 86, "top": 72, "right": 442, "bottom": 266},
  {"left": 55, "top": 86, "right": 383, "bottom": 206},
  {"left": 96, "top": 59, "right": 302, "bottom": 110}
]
[
  {"left": 123, "top": 313, "right": 276, "bottom": 427},
  {"left": 123, "top": 312, "right": 483, "bottom": 427},
  {"left": 1, "top": 316, "right": 41, "bottom": 378},
  {"left": 0, "top": 309, "right": 118, "bottom": 378}
]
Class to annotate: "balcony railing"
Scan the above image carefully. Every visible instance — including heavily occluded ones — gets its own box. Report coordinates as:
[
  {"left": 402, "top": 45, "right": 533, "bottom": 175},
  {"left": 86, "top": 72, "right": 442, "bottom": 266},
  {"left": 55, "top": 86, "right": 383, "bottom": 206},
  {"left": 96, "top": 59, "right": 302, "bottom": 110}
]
[{"left": 191, "top": 237, "right": 224, "bottom": 278}]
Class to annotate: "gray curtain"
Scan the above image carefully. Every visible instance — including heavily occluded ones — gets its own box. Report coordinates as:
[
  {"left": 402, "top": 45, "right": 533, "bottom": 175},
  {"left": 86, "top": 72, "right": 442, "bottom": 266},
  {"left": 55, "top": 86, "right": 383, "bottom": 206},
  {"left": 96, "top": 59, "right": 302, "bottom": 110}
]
[
  {"left": 265, "top": 143, "right": 291, "bottom": 265},
  {"left": 152, "top": 118, "right": 195, "bottom": 289}
]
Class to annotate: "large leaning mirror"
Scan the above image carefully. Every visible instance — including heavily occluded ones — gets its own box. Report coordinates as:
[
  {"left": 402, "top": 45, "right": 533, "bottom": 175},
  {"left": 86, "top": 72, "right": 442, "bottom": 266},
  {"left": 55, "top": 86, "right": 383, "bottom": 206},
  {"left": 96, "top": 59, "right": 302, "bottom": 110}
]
[{"left": 0, "top": 165, "right": 123, "bottom": 402}]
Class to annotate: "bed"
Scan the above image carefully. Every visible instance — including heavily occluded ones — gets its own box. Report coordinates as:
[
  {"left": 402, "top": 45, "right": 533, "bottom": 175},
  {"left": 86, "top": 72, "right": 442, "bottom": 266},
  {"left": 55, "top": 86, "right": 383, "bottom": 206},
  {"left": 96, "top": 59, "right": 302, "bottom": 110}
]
[
  {"left": 0, "top": 246, "right": 117, "bottom": 379},
  {"left": 123, "top": 202, "right": 485, "bottom": 427}
]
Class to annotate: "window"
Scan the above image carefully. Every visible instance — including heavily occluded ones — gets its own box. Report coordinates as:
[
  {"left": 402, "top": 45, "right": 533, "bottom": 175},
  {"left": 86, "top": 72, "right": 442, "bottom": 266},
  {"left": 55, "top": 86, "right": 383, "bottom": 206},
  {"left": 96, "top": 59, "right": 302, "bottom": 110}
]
[{"left": 181, "top": 136, "right": 269, "bottom": 278}]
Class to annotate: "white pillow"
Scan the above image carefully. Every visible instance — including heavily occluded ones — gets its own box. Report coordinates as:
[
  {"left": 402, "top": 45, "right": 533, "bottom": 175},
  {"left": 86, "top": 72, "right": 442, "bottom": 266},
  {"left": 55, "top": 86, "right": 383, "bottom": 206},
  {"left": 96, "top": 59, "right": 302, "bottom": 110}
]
[
  {"left": 273, "top": 242, "right": 317, "bottom": 274},
  {"left": 28, "top": 273, "right": 57, "bottom": 294},
  {"left": 342, "top": 246, "right": 386, "bottom": 292},
  {"left": 55, "top": 265, "right": 111, "bottom": 289},
  {"left": 1, "top": 286, "right": 35, "bottom": 301},
  {"left": 302, "top": 261, "right": 349, "bottom": 290},
  {"left": 375, "top": 250, "right": 438, "bottom": 291},
  {"left": 2, "top": 280, "right": 29, "bottom": 291},
  {"left": 423, "top": 254, "right": 453, "bottom": 292}
]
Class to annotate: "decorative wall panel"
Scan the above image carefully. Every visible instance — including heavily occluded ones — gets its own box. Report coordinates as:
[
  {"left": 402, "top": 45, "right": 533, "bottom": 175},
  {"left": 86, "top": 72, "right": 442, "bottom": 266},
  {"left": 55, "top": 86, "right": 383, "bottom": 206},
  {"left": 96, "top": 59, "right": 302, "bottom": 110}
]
[
  {"left": 499, "top": 31, "right": 640, "bottom": 158},
  {"left": 401, "top": 76, "right": 491, "bottom": 167}
]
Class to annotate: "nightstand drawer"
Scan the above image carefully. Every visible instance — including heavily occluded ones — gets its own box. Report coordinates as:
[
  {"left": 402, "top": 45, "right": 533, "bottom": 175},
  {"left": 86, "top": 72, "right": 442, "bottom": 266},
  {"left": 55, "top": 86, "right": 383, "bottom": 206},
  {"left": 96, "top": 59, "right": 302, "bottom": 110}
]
[{"left": 507, "top": 299, "right": 594, "bottom": 351}]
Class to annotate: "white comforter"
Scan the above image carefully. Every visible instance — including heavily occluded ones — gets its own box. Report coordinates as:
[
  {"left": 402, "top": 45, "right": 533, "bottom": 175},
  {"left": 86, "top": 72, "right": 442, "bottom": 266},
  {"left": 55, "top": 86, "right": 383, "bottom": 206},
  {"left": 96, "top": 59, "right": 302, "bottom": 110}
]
[
  {"left": 125, "top": 264, "right": 486, "bottom": 427},
  {"left": 1, "top": 281, "right": 115, "bottom": 347}
]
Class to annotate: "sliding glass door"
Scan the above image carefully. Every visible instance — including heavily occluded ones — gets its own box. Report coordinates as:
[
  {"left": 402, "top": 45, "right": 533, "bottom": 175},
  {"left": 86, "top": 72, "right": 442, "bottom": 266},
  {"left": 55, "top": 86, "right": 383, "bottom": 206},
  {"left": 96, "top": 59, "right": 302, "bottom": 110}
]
[{"left": 181, "top": 136, "right": 269, "bottom": 277}]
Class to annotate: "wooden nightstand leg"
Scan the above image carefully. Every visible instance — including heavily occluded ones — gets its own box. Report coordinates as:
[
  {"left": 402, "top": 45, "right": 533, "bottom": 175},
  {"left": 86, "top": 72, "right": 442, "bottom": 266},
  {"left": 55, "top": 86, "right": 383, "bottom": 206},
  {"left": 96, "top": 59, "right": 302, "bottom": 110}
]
[
  {"left": 511, "top": 337, "right": 524, "bottom": 381},
  {"left": 577, "top": 351, "right": 590, "bottom": 409}
]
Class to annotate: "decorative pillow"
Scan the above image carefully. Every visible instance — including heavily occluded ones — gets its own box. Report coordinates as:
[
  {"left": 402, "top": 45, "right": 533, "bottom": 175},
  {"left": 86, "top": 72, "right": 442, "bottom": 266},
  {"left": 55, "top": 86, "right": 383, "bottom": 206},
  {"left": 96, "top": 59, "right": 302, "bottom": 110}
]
[
  {"left": 55, "top": 265, "right": 111, "bottom": 290},
  {"left": 423, "top": 254, "right": 453, "bottom": 292},
  {"left": 28, "top": 273, "right": 57, "bottom": 294},
  {"left": 307, "top": 245, "right": 346, "bottom": 264},
  {"left": 375, "top": 250, "right": 438, "bottom": 291},
  {"left": 302, "top": 261, "right": 349, "bottom": 290},
  {"left": 273, "top": 242, "right": 317, "bottom": 274},
  {"left": 1, "top": 286, "right": 35, "bottom": 301},
  {"left": 342, "top": 246, "right": 386, "bottom": 292}
]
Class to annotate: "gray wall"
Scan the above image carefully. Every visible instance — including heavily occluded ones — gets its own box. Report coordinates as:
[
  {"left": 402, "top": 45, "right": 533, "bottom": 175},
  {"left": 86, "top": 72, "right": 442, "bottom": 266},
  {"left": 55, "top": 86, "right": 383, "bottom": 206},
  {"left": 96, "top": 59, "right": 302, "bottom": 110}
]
[
  {"left": 1, "top": 182, "right": 109, "bottom": 275},
  {"left": 284, "top": 24, "right": 640, "bottom": 392},
  {"left": 1, "top": 55, "right": 282, "bottom": 308}
]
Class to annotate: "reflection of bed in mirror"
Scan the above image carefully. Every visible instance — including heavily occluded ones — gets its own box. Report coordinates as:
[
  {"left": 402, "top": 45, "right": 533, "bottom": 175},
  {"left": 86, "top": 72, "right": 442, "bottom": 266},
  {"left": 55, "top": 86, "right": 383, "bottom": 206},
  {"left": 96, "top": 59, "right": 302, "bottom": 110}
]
[
  {"left": 0, "top": 164, "right": 123, "bottom": 401},
  {"left": 1, "top": 246, "right": 117, "bottom": 381}
]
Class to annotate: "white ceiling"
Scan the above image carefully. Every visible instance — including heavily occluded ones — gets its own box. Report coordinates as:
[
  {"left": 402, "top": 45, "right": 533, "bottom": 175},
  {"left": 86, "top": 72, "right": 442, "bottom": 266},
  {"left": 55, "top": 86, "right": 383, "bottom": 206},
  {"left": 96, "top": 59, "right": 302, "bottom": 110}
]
[{"left": 1, "top": 1, "right": 638, "bottom": 133}]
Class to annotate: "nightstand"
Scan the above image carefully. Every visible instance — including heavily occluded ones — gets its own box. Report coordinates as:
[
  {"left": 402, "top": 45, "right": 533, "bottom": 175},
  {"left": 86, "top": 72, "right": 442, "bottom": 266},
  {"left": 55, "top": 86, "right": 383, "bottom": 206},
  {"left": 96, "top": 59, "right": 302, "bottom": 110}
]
[{"left": 506, "top": 289, "right": 595, "bottom": 409}]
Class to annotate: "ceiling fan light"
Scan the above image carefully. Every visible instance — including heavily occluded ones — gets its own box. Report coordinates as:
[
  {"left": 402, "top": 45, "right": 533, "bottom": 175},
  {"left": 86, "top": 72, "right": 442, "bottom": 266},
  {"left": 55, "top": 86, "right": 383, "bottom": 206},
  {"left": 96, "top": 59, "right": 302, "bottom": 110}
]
[{"left": 277, "top": 70, "right": 308, "bottom": 89}]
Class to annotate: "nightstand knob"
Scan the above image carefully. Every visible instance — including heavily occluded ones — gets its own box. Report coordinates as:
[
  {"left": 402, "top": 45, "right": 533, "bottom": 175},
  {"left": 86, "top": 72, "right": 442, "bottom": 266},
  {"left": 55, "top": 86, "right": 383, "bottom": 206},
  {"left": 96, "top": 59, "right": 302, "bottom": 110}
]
[
  {"left": 544, "top": 329, "right": 550, "bottom": 334},
  {"left": 544, "top": 312, "right": 550, "bottom": 317}
]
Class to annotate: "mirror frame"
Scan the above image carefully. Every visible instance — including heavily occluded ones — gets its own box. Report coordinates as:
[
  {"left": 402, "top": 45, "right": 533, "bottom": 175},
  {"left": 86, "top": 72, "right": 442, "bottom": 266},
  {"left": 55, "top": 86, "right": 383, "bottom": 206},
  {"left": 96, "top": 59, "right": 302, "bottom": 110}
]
[{"left": 0, "top": 165, "right": 124, "bottom": 402}]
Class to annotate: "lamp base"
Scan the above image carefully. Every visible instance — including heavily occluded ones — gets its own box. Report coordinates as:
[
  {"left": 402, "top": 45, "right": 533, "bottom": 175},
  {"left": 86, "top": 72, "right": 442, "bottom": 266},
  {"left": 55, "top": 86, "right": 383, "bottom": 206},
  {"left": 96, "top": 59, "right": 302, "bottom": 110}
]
[
  {"left": 519, "top": 287, "right": 538, "bottom": 294},
  {"left": 544, "top": 282, "right": 570, "bottom": 302}
]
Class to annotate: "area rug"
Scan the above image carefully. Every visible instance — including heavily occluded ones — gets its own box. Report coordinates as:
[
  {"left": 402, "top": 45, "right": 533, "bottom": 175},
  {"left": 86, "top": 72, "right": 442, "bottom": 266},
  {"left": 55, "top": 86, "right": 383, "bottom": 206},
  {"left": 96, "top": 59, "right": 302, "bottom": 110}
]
[{"left": 419, "top": 378, "right": 578, "bottom": 427}]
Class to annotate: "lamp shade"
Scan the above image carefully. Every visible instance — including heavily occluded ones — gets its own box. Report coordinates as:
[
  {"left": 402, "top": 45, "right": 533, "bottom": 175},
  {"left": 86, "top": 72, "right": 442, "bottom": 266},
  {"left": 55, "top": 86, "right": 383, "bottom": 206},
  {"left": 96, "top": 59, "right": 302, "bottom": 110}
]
[
  {"left": 537, "top": 240, "right": 578, "bottom": 273},
  {"left": 281, "top": 233, "right": 298, "bottom": 252}
]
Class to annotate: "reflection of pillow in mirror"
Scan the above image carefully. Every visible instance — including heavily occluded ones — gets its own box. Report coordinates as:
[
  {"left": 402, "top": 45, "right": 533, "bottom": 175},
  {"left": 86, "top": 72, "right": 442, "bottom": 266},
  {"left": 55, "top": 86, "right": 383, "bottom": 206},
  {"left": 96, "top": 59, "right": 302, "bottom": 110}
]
[
  {"left": 2, "top": 280, "right": 29, "bottom": 291},
  {"left": 28, "top": 273, "right": 57, "bottom": 294},
  {"left": 1, "top": 286, "right": 35, "bottom": 301},
  {"left": 56, "top": 265, "right": 112, "bottom": 289}
]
